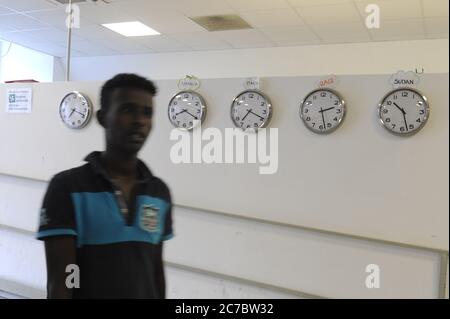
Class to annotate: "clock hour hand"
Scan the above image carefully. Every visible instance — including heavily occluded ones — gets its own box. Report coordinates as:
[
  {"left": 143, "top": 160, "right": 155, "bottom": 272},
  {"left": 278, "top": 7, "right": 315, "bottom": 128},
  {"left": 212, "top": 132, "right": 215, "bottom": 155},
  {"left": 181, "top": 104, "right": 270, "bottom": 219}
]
[
  {"left": 175, "top": 109, "right": 188, "bottom": 116},
  {"left": 242, "top": 109, "right": 252, "bottom": 121},
  {"left": 68, "top": 108, "right": 76, "bottom": 118},
  {"left": 393, "top": 102, "right": 406, "bottom": 115}
]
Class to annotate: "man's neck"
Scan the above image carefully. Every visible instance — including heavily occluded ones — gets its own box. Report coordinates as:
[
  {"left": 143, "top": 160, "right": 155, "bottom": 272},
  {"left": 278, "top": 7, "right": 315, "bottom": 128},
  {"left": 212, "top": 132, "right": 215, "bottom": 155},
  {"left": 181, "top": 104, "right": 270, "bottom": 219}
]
[{"left": 101, "top": 148, "right": 138, "bottom": 179}]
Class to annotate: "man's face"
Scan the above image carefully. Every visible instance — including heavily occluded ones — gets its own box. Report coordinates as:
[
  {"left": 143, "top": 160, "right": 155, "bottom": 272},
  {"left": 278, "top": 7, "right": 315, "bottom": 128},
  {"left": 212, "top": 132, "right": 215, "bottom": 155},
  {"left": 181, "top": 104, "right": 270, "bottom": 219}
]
[{"left": 103, "top": 87, "right": 153, "bottom": 154}]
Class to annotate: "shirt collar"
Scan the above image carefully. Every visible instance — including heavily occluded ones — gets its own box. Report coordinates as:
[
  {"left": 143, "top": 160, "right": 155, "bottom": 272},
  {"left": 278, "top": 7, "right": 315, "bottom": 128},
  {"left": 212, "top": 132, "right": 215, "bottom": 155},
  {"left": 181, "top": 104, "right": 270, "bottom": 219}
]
[{"left": 84, "top": 151, "right": 153, "bottom": 183}]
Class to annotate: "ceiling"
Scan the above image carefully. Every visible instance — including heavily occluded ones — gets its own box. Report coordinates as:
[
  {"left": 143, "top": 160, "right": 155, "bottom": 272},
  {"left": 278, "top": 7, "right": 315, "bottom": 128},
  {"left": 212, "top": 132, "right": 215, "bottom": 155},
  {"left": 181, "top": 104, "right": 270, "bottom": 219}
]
[{"left": 0, "top": 0, "right": 448, "bottom": 57}]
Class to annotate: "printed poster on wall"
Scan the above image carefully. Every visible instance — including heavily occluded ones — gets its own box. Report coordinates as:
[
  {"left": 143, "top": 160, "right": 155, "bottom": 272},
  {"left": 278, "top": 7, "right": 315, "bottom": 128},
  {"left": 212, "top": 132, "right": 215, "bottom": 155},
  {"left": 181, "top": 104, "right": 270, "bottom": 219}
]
[{"left": 6, "top": 88, "right": 32, "bottom": 113}]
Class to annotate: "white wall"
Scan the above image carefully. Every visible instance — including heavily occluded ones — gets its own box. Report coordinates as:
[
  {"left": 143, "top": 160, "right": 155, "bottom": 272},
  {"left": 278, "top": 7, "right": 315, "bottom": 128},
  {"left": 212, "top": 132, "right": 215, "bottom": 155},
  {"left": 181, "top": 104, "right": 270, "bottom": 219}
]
[
  {"left": 0, "top": 38, "right": 448, "bottom": 299},
  {"left": 0, "top": 42, "right": 54, "bottom": 83},
  {"left": 64, "top": 39, "right": 449, "bottom": 81}
]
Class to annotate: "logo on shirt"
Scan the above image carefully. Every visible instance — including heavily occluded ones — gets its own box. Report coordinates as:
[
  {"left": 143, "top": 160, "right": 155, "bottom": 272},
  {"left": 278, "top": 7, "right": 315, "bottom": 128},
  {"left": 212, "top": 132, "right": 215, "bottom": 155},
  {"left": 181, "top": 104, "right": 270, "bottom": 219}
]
[{"left": 139, "top": 205, "right": 160, "bottom": 233}]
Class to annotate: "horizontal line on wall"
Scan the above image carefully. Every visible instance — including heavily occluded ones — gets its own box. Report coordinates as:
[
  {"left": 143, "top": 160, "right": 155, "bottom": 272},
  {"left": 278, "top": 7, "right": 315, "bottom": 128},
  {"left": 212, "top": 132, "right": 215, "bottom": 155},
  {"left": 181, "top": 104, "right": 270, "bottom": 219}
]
[
  {"left": 175, "top": 203, "right": 449, "bottom": 255},
  {"left": 166, "top": 261, "right": 325, "bottom": 299},
  {"left": 1, "top": 171, "right": 448, "bottom": 254},
  {"left": 1, "top": 170, "right": 448, "bottom": 255}
]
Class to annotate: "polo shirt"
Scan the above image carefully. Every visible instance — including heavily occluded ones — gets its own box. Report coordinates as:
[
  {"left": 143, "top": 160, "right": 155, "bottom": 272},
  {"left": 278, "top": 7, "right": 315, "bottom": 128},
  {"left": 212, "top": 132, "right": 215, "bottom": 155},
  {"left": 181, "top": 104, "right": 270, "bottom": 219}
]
[{"left": 37, "top": 151, "right": 173, "bottom": 298}]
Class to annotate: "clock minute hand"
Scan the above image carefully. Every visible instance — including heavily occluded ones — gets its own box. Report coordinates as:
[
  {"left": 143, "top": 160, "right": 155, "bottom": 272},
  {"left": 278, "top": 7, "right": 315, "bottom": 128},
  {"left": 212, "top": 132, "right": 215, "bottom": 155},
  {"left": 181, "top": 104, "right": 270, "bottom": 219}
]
[
  {"left": 74, "top": 110, "right": 85, "bottom": 118},
  {"left": 249, "top": 110, "right": 264, "bottom": 120},
  {"left": 320, "top": 107, "right": 326, "bottom": 129},
  {"left": 402, "top": 112, "right": 409, "bottom": 131},
  {"left": 185, "top": 110, "right": 198, "bottom": 120}
]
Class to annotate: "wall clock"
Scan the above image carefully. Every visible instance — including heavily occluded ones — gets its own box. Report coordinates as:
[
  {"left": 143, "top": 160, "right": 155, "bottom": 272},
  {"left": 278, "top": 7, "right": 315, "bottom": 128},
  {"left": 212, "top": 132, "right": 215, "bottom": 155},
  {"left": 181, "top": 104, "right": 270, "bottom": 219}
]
[
  {"left": 378, "top": 88, "right": 429, "bottom": 136},
  {"left": 299, "top": 88, "right": 346, "bottom": 134},
  {"left": 168, "top": 90, "right": 207, "bottom": 130},
  {"left": 230, "top": 90, "right": 272, "bottom": 131},
  {"left": 59, "top": 91, "right": 93, "bottom": 129}
]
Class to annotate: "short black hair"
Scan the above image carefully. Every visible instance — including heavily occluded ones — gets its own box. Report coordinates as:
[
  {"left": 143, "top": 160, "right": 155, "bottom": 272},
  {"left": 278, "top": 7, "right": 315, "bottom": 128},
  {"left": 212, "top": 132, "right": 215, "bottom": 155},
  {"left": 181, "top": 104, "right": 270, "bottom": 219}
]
[{"left": 100, "top": 73, "right": 157, "bottom": 113}]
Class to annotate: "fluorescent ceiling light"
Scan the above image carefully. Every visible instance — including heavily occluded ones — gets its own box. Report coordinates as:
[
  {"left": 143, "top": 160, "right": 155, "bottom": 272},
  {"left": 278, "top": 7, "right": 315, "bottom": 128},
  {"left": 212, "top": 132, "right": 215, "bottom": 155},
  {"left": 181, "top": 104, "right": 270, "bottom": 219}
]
[{"left": 102, "top": 21, "right": 160, "bottom": 37}]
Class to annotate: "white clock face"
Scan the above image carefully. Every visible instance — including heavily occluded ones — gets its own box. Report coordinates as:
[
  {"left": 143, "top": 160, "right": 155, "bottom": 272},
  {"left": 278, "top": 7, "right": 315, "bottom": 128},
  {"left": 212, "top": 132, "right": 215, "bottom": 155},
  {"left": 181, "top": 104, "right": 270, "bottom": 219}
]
[
  {"left": 168, "top": 91, "right": 206, "bottom": 130},
  {"left": 378, "top": 88, "right": 429, "bottom": 136},
  {"left": 231, "top": 90, "right": 272, "bottom": 131},
  {"left": 59, "top": 92, "right": 92, "bottom": 129},
  {"left": 299, "top": 89, "right": 346, "bottom": 134}
]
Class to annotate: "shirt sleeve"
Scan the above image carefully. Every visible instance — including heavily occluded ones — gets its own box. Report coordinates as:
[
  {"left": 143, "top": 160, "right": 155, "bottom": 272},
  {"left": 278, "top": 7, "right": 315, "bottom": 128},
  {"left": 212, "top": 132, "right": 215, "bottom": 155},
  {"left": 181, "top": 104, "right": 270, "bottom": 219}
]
[{"left": 36, "top": 174, "right": 77, "bottom": 240}]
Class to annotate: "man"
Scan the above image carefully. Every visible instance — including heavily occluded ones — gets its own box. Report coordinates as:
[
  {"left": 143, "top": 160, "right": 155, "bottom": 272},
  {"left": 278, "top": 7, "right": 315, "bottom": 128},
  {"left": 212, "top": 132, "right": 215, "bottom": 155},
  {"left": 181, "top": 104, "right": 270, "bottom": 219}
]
[{"left": 37, "top": 73, "right": 173, "bottom": 298}]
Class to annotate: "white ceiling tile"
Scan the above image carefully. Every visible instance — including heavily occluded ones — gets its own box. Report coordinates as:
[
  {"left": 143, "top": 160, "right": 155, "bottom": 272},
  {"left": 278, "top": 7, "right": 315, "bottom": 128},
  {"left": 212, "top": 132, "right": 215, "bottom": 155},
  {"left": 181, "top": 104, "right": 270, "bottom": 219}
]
[
  {"left": 259, "top": 26, "right": 319, "bottom": 43},
  {"left": 137, "top": 13, "right": 205, "bottom": 34},
  {"left": 424, "top": 17, "right": 449, "bottom": 34},
  {"left": 355, "top": 0, "right": 422, "bottom": 21},
  {"left": 288, "top": 0, "right": 352, "bottom": 6},
  {"left": 0, "top": 4, "right": 14, "bottom": 14},
  {"left": 0, "top": 25, "right": 16, "bottom": 32},
  {"left": 311, "top": 22, "right": 371, "bottom": 42},
  {"left": 296, "top": 3, "right": 361, "bottom": 25},
  {"left": 13, "top": 41, "right": 68, "bottom": 57},
  {"left": 225, "top": 0, "right": 291, "bottom": 12},
  {"left": 133, "top": 35, "right": 190, "bottom": 51},
  {"left": 75, "top": 4, "right": 136, "bottom": 25},
  {"left": 167, "top": 0, "right": 235, "bottom": 17},
  {"left": 93, "top": 37, "right": 152, "bottom": 54},
  {"left": 72, "top": 24, "right": 125, "bottom": 41},
  {"left": 26, "top": 8, "right": 93, "bottom": 29},
  {"left": 273, "top": 39, "right": 321, "bottom": 46},
  {"left": 29, "top": 27, "right": 83, "bottom": 45},
  {"left": 70, "top": 39, "right": 119, "bottom": 56},
  {"left": 170, "top": 32, "right": 232, "bottom": 50},
  {"left": 0, "top": 13, "right": 49, "bottom": 30},
  {"left": 422, "top": 0, "right": 449, "bottom": 17},
  {"left": 369, "top": 18, "right": 425, "bottom": 40},
  {"left": 0, "top": 31, "right": 41, "bottom": 44},
  {"left": 214, "top": 29, "right": 273, "bottom": 47},
  {"left": 240, "top": 9, "right": 305, "bottom": 27},
  {"left": 0, "top": 0, "right": 55, "bottom": 12}
]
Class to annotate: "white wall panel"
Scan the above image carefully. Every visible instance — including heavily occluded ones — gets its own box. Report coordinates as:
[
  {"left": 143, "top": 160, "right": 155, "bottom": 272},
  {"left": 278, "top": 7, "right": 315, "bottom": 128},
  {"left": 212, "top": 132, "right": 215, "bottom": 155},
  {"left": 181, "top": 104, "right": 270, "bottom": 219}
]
[{"left": 165, "top": 206, "right": 441, "bottom": 298}]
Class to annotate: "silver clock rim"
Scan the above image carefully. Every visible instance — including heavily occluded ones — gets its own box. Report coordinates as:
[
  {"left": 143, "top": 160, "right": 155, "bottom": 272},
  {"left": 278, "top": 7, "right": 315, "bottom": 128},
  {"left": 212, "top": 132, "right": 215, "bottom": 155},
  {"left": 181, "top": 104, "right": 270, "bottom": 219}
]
[
  {"left": 299, "top": 88, "right": 346, "bottom": 135},
  {"left": 59, "top": 91, "right": 93, "bottom": 130},
  {"left": 230, "top": 89, "right": 273, "bottom": 132},
  {"left": 377, "top": 87, "right": 430, "bottom": 137},
  {"left": 167, "top": 90, "right": 207, "bottom": 131}
]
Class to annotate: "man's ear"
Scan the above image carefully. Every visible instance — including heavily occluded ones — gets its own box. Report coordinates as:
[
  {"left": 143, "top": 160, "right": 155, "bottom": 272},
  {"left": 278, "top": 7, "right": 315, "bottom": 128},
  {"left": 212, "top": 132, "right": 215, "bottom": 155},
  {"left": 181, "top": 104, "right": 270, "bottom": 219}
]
[{"left": 97, "top": 109, "right": 106, "bottom": 128}]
